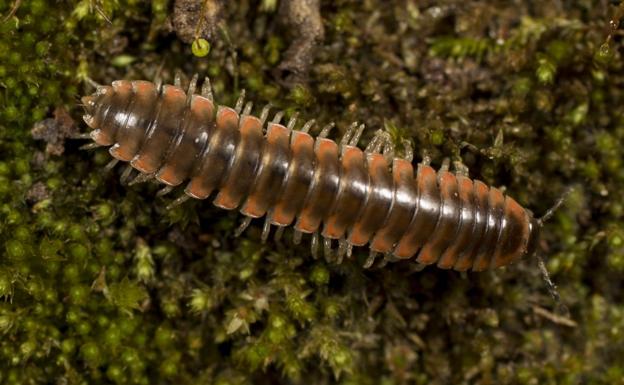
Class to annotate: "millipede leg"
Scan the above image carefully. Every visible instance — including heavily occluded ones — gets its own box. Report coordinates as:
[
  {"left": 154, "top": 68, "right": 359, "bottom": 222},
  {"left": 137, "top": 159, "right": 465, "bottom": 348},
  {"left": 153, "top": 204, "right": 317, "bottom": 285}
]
[
  {"left": 129, "top": 172, "right": 153, "bottom": 186},
  {"left": 79, "top": 143, "right": 101, "bottom": 150},
  {"left": 377, "top": 253, "right": 392, "bottom": 269},
  {"left": 104, "top": 159, "right": 120, "bottom": 171},
  {"left": 293, "top": 229, "right": 303, "bottom": 245},
  {"left": 186, "top": 74, "right": 199, "bottom": 105},
  {"left": 72, "top": 132, "right": 93, "bottom": 140},
  {"left": 348, "top": 124, "right": 366, "bottom": 147},
  {"left": 364, "top": 250, "right": 378, "bottom": 269},
  {"left": 272, "top": 111, "right": 284, "bottom": 124},
  {"left": 300, "top": 119, "right": 316, "bottom": 133},
  {"left": 337, "top": 238, "right": 348, "bottom": 264},
  {"left": 439, "top": 158, "right": 450, "bottom": 173},
  {"left": 234, "top": 89, "right": 246, "bottom": 114},
  {"left": 318, "top": 122, "right": 335, "bottom": 138},
  {"left": 323, "top": 237, "right": 333, "bottom": 262},
  {"left": 453, "top": 160, "right": 469, "bottom": 177},
  {"left": 174, "top": 71, "right": 182, "bottom": 87},
  {"left": 382, "top": 133, "right": 395, "bottom": 162},
  {"left": 234, "top": 216, "right": 253, "bottom": 237},
  {"left": 156, "top": 185, "right": 174, "bottom": 197},
  {"left": 369, "top": 132, "right": 383, "bottom": 150},
  {"left": 410, "top": 261, "right": 427, "bottom": 273},
  {"left": 261, "top": 217, "right": 271, "bottom": 243},
  {"left": 259, "top": 104, "right": 272, "bottom": 126},
  {"left": 421, "top": 151, "right": 432, "bottom": 166},
  {"left": 274, "top": 226, "right": 285, "bottom": 242},
  {"left": 242, "top": 101, "right": 253, "bottom": 116},
  {"left": 166, "top": 194, "right": 190, "bottom": 210},
  {"left": 340, "top": 122, "right": 359, "bottom": 147},
  {"left": 287, "top": 112, "right": 299, "bottom": 130},
  {"left": 365, "top": 130, "right": 384, "bottom": 154},
  {"left": 85, "top": 77, "right": 102, "bottom": 89},
  {"left": 82, "top": 114, "right": 95, "bottom": 126},
  {"left": 201, "top": 77, "right": 214, "bottom": 102},
  {"left": 402, "top": 139, "right": 414, "bottom": 162},
  {"left": 120, "top": 165, "right": 134, "bottom": 185},
  {"left": 311, "top": 232, "right": 320, "bottom": 259}
]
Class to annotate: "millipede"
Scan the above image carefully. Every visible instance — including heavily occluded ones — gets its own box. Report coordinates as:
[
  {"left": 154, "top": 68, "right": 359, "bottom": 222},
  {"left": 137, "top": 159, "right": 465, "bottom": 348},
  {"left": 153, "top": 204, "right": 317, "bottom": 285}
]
[{"left": 79, "top": 74, "right": 568, "bottom": 273}]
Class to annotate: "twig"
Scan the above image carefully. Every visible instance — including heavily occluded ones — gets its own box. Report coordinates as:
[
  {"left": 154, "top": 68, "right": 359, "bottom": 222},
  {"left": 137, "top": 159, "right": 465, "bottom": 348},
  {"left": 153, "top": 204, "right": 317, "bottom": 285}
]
[{"left": 532, "top": 305, "right": 578, "bottom": 328}]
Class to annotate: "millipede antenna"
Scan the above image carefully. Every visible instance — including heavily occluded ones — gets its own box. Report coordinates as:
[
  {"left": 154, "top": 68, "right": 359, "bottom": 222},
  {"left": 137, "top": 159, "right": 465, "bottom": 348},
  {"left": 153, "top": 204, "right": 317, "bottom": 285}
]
[
  {"left": 538, "top": 187, "right": 574, "bottom": 225},
  {"left": 537, "top": 255, "right": 570, "bottom": 317},
  {"left": 535, "top": 187, "right": 574, "bottom": 316}
]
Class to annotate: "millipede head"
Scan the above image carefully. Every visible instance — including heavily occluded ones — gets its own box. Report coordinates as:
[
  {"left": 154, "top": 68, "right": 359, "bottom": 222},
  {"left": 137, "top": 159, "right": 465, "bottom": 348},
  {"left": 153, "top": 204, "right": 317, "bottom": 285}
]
[
  {"left": 526, "top": 186, "right": 574, "bottom": 259},
  {"left": 81, "top": 94, "right": 98, "bottom": 128},
  {"left": 81, "top": 95, "right": 97, "bottom": 112},
  {"left": 80, "top": 85, "right": 113, "bottom": 129}
]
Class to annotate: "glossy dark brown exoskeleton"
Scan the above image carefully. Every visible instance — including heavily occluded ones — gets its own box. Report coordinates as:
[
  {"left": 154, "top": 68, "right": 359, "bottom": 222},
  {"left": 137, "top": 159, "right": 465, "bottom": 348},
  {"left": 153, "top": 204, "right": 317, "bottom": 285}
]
[{"left": 81, "top": 78, "right": 541, "bottom": 271}]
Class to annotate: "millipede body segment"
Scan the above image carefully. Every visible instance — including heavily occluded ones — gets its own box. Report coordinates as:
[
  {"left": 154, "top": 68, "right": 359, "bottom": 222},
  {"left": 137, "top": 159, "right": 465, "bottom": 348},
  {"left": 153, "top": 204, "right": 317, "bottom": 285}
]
[{"left": 81, "top": 79, "right": 541, "bottom": 271}]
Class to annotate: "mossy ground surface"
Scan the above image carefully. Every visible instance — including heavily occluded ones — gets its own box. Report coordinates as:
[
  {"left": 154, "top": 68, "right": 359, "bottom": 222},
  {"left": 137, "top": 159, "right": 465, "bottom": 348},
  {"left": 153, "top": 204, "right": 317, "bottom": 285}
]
[{"left": 1, "top": 0, "right": 623, "bottom": 384}]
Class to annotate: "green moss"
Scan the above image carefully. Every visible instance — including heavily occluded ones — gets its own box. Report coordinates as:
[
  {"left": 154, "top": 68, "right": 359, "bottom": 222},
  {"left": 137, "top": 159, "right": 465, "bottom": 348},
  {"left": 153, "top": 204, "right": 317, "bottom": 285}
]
[{"left": 191, "top": 38, "right": 211, "bottom": 57}]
